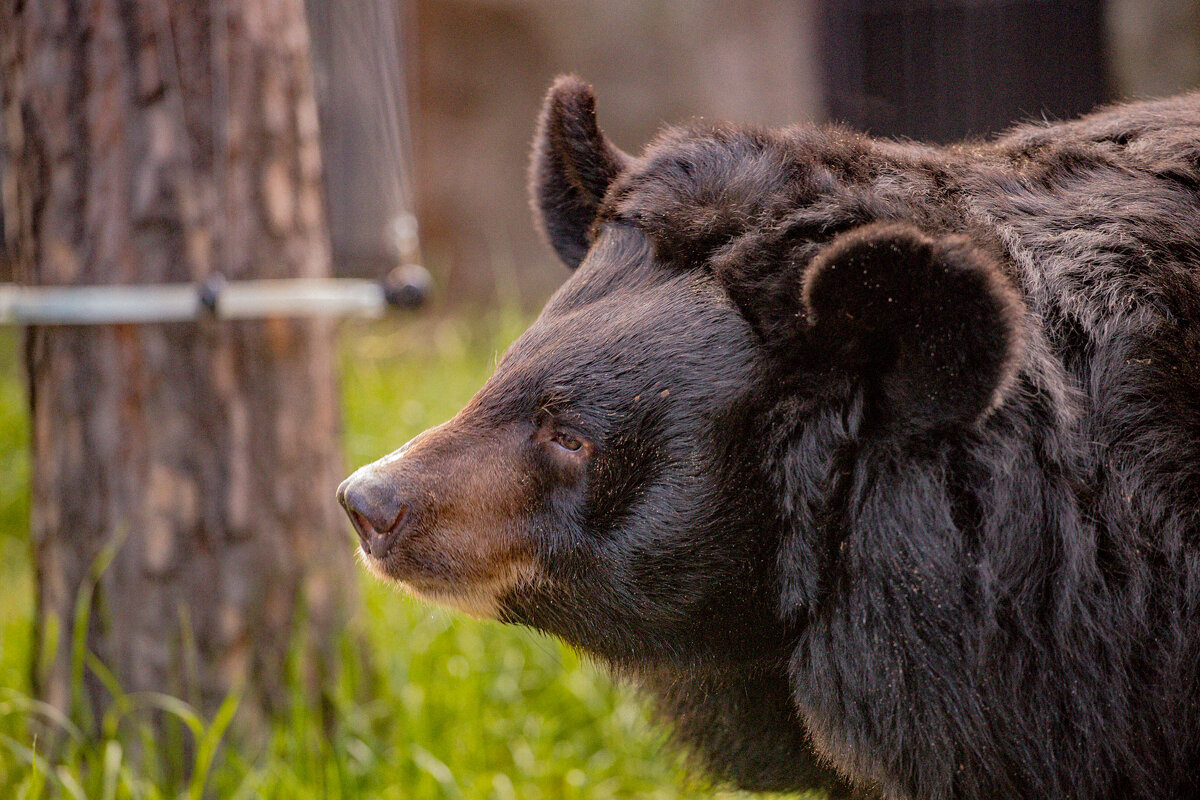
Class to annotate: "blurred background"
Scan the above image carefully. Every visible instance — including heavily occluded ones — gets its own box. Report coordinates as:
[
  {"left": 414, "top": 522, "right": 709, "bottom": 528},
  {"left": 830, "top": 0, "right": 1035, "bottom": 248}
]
[
  {"left": 309, "top": 0, "right": 1200, "bottom": 310},
  {"left": 1, "top": 1, "right": 1198, "bottom": 798}
]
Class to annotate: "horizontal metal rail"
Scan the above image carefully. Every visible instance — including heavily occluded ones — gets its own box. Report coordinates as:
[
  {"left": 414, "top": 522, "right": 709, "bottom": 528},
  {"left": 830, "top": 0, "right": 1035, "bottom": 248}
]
[{"left": 0, "top": 266, "right": 431, "bottom": 326}]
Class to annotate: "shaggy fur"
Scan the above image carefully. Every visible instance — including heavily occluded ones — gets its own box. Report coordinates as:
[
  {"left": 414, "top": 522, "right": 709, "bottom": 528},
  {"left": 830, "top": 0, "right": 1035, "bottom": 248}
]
[
  {"left": 345, "top": 77, "right": 1200, "bottom": 800},
  {"left": 521, "top": 78, "right": 1200, "bottom": 799}
]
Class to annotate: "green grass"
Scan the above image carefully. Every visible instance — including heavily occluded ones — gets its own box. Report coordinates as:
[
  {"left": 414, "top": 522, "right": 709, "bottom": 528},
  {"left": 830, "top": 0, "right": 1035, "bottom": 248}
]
[{"left": 0, "top": 316, "right": 794, "bottom": 799}]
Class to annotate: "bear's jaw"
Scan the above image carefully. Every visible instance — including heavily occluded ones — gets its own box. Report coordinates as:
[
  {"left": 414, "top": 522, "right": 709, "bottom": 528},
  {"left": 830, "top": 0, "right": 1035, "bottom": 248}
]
[{"left": 360, "top": 547, "right": 539, "bottom": 620}]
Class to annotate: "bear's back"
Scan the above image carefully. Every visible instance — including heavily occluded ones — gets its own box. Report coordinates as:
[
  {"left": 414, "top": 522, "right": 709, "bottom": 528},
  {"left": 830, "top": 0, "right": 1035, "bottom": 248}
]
[
  {"left": 964, "top": 95, "right": 1200, "bottom": 651},
  {"left": 967, "top": 92, "right": 1200, "bottom": 336}
]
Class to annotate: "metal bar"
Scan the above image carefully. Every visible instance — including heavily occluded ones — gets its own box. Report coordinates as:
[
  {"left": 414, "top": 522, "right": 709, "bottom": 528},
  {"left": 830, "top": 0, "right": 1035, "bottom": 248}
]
[
  {"left": 0, "top": 269, "right": 431, "bottom": 326},
  {"left": 0, "top": 284, "right": 202, "bottom": 325},
  {"left": 214, "top": 279, "right": 385, "bottom": 320}
]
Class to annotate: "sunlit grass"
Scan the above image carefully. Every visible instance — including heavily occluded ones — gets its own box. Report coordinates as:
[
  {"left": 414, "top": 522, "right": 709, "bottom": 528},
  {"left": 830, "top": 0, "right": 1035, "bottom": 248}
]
[{"left": 0, "top": 316, "right": 798, "bottom": 799}]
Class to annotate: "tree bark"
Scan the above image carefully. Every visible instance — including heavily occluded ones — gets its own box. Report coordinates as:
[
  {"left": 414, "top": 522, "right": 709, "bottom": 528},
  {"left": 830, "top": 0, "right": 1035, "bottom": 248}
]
[{"left": 0, "top": 0, "right": 356, "bottom": 742}]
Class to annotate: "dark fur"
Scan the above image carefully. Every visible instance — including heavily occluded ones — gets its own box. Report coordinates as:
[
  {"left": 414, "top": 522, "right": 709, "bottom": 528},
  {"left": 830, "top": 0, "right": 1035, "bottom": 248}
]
[
  {"left": 529, "top": 75, "right": 632, "bottom": 268},
  {"left": 516, "top": 79, "right": 1200, "bottom": 799}
]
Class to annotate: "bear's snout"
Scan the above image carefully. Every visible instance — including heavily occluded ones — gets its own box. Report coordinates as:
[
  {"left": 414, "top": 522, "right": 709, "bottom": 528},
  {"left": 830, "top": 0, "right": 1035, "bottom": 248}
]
[
  {"left": 339, "top": 416, "right": 544, "bottom": 618},
  {"left": 337, "top": 472, "right": 410, "bottom": 558}
]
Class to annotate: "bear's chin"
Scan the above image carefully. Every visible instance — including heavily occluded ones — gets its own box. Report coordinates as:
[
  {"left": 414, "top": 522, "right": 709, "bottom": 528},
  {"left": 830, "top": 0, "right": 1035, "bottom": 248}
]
[{"left": 358, "top": 547, "right": 538, "bottom": 621}]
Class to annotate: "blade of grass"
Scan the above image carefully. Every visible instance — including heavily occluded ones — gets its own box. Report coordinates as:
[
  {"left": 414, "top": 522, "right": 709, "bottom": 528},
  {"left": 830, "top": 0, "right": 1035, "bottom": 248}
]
[
  {"left": 0, "top": 690, "right": 85, "bottom": 745},
  {"left": 121, "top": 692, "right": 204, "bottom": 740},
  {"left": 185, "top": 689, "right": 240, "bottom": 800},
  {"left": 100, "top": 739, "right": 121, "bottom": 800},
  {"left": 54, "top": 765, "right": 87, "bottom": 800},
  {"left": 411, "top": 744, "right": 463, "bottom": 800},
  {"left": 86, "top": 652, "right": 131, "bottom": 741},
  {"left": 0, "top": 732, "right": 62, "bottom": 792},
  {"left": 69, "top": 529, "right": 127, "bottom": 734}
]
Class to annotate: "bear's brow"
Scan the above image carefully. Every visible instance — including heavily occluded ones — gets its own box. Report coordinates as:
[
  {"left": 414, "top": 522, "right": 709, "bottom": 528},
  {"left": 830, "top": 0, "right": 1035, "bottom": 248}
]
[{"left": 537, "top": 385, "right": 581, "bottom": 416}]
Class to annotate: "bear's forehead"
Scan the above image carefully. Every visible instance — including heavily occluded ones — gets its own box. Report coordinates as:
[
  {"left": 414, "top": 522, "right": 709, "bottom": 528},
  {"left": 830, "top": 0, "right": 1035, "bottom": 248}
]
[
  {"left": 466, "top": 266, "right": 755, "bottom": 425},
  {"left": 598, "top": 124, "right": 883, "bottom": 270},
  {"left": 598, "top": 123, "right": 976, "bottom": 275},
  {"left": 535, "top": 250, "right": 732, "bottom": 355}
]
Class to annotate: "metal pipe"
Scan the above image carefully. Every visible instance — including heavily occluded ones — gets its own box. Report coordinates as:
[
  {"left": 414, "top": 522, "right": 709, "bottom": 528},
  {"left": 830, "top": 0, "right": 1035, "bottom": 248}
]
[{"left": 0, "top": 267, "right": 431, "bottom": 326}]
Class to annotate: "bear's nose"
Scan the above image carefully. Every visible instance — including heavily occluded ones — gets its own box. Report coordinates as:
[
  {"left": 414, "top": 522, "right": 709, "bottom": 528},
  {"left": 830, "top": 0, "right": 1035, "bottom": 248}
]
[{"left": 336, "top": 473, "right": 410, "bottom": 558}]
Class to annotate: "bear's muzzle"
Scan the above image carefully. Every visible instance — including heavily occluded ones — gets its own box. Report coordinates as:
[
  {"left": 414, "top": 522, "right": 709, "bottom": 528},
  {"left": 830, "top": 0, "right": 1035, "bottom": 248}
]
[{"left": 336, "top": 417, "right": 541, "bottom": 619}]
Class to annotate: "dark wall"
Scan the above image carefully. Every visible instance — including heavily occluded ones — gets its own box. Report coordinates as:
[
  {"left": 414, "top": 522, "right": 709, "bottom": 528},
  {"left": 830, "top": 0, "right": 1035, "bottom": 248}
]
[{"left": 819, "top": 0, "right": 1111, "bottom": 143}]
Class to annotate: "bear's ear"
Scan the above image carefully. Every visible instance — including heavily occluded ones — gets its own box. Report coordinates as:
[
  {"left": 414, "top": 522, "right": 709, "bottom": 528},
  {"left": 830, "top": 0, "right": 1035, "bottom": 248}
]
[
  {"left": 803, "top": 222, "right": 1025, "bottom": 433},
  {"left": 530, "top": 75, "right": 632, "bottom": 269}
]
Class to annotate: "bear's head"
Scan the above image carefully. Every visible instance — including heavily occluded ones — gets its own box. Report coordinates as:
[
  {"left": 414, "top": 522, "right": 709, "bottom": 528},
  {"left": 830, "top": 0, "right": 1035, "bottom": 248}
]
[{"left": 337, "top": 76, "right": 1025, "bottom": 670}]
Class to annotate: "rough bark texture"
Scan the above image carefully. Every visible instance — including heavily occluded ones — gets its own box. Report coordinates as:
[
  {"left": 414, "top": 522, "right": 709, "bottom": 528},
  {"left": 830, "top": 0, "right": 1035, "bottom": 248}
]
[{"left": 0, "top": 0, "right": 356, "bottom": 740}]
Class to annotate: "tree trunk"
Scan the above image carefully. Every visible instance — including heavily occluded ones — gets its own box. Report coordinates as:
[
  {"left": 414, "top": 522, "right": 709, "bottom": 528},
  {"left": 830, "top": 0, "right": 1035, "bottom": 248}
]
[{"left": 0, "top": 0, "right": 356, "bottom": 743}]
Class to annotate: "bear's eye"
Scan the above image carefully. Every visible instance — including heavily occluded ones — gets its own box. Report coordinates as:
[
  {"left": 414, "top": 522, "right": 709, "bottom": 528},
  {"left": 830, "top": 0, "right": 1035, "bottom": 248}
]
[
  {"left": 533, "top": 409, "right": 590, "bottom": 459},
  {"left": 552, "top": 432, "right": 583, "bottom": 452}
]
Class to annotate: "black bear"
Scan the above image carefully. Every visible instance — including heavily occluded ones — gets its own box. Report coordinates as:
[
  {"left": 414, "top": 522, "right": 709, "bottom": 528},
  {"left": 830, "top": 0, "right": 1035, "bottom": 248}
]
[{"left": 338, "top": 77, "right": 1200, "bottom": 799}]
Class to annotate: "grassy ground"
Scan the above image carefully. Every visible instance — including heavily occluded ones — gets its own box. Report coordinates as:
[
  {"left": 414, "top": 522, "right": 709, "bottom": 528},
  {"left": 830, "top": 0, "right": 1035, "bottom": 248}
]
[{"left": 0, "top": 316, "right": 800, "bottom": 799}]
